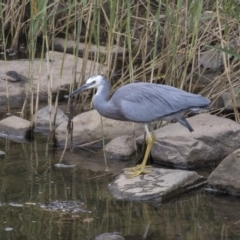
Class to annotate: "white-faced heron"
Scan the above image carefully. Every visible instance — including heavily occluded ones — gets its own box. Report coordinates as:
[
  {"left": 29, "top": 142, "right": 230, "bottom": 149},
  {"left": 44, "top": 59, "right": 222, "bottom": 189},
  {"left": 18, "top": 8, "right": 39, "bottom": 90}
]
[{"left": 67, "top": 75, "right": 210, "bottom": 177}]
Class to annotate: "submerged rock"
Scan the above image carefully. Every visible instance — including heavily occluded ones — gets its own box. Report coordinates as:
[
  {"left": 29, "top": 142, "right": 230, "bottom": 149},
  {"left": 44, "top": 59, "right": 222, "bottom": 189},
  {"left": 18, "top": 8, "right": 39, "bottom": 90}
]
[
  {"left": 94, "top": 232, "right": 125, "bottom": 240},
  {"left": 56, "top": 109, "right": 144, "bottom": 146},
  {"left": 105, "top": 135, "right": 136, "bottom": 160},
  {"left": 0, "top": 151, "right": 5, "bottom": 158},
  {"left": 109, "top": 168, "right": 205, "bottom": 202},
  {"left": 206, "top": 149, "right": 240, "bottom": 195},
  {"left": 40, "top": 200, "right": 89, "bottom": 213},
  {"left": 33, "top": 106, "right": 68, "bottom": 131},
  {"left": 9, "top": 203, "right": 24, "bottom": 207},
  {"left": 0, "top": 116, "right": 32, "bottom": 140},
  {"left": 4, "top": 227, "right": 13, "bottom": 232},
  {"left": 139, "top": 113, "right": 240, "bottom": 169}
]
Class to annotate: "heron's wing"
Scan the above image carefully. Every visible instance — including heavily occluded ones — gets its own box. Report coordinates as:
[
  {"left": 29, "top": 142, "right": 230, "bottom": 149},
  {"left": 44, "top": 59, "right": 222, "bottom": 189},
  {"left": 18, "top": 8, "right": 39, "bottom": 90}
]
[{"left": 111, "top": 83, "right": 210, "bottom": 123}]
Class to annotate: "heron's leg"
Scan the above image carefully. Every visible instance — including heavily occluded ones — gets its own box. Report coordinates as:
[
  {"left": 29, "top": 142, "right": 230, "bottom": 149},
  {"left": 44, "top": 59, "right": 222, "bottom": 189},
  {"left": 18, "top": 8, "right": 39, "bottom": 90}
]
[{"left": 124, "top": 124, "right": 156, "bottom": 177}]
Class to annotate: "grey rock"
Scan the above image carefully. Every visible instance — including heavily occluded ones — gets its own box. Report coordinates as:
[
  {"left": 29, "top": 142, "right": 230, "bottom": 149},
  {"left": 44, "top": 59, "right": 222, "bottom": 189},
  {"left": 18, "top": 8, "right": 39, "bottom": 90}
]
[
  {"left": 56, "top": 109, "right": 144, "bottom": 146},
  {"left": 221, "top": 87, "right": 240, "bottom": 111},
  {"left": 6, "top": 71, "right": 29, "bottom": 82},
  {"left": 0, "top": 151, "right": 5, "bottom": 158},
  {"left": 0, "top": 51, "right": 107, "bottom": 109},
  {"left": 105, "top": 135, "right": 136, "bottom": 160},
  {"left": 54, "top": 37, "right": 125, "bottom": 58},
  {"left": 137, "top": 113, "right": 240, "bottom": 169},
  {"left": 109, "top": 168, "right": 205, "bottom": 202},
  {"left": 95, "top": 232, "right": 125, "bottom": 240},
  {"left": 39, "top": 200, "right": 88, "bottom": 213},
  {"left": 206, "top": 149, "right": 240, "bottom": 195},
  {"left": 190, "top": 72, "right": 218, "bottom": 86},
  {"left": 34, "top": 106, "right": 68, "bottom": 131},
  {"left": 199, "top": 49, "right": 226, "bottom": 69},
  {"left": 0, "top": 116, "right": 32, "bottom": 140}
]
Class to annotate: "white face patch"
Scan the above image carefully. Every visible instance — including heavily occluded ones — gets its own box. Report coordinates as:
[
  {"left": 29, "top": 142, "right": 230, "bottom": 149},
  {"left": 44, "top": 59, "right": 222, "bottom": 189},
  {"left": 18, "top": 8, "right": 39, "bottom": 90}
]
[{"left": 86, "top": 75, "right": 103, "bottom": 89}]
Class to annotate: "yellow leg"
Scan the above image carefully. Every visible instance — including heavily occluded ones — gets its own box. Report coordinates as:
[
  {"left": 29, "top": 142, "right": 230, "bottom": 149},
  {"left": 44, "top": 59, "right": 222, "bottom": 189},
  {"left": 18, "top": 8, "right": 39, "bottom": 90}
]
[{"left": 124, "top": 133, "right": 156, "bottom": 178}]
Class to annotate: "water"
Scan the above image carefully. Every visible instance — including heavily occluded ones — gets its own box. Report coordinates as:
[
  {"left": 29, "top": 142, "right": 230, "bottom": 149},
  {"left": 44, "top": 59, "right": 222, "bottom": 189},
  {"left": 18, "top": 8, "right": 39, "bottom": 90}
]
[{"left": 0, "top": 132, "right": 240, "bottom": 240}]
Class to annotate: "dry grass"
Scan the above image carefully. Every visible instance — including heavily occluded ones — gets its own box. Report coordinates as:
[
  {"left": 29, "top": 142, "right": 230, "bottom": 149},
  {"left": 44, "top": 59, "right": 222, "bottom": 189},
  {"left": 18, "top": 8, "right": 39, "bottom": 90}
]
[{"left": 1, "top": 0, "right": 240, "bottom": 120}]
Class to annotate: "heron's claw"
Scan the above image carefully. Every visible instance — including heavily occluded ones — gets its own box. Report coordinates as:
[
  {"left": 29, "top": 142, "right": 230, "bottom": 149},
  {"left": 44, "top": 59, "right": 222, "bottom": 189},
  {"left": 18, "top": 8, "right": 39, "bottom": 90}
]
[
  {"left": 124, "top": 164, "right": 152, "bottom": 171},
  {"left": 124, "top": 165, "right": 152, "bottom": 178}
]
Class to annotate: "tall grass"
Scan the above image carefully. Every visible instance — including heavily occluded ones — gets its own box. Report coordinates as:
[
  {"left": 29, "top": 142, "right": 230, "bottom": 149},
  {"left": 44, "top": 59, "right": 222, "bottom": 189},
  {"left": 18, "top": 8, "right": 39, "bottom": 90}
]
[{"left": 1, "top": 0, "right": 240, "bottom": 121}]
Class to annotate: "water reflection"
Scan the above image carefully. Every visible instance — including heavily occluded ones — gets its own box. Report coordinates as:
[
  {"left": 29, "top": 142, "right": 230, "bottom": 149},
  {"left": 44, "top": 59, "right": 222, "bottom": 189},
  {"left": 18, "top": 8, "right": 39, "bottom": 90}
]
[{"left": 0, "top": 134, "right": 239, "bottom": 239}]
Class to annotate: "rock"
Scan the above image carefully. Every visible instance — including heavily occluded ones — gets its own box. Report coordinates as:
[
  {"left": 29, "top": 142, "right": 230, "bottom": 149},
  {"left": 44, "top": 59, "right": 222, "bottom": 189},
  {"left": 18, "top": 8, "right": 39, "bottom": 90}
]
[
  {"left": 39, "top": 200, "right": 88, "bottom": 213},
  {"left": 206, "top": 149, "right": 240, "bottom": 195},
  {"left": 0, "top": 51, "right": 107, "bottom": 109},
  {"left": 54, "top": 37, "right": 125, "bottom": 58},
  {"left": 138, "top": 113, "right": 240, "bottom": 169},
  {"left": 55, "top": 109, "right": 144, "bottom": 146},
  {"left": 230, "top": 36, "right": 240, "bottom": 48},
  {"left": 95, "top": 232, "right": 125, "bottom": 240},
  {"left": 109, "top": 168, "right": 205, "bottom": 202},
  {"left": 6, "top": 71, "right": 29, "bottom": 82},
  {"left": 0, "top": 151, "right": 5, "bottom": 158},
  {"left": 0, "top": 116, "right": 32, "bottom": 140},
  {"left": 83, "top": 218, "right": 94, "bottom": 223},
  {"left": 1, "top": 71, "right": 29, "bottom": 82},
  {"left": 199, "top": 48, "right": 230, "bottom": 70},
  {"left": 186, "top": 72, "right": 224, "bottom": 110},
  {"left": 188, "top": 72, "right": 218, "bottom": 87},
  {"left": 197, "top": 72, "right": 218, "bottom": 84},
  {"left": 221, "top": 87, "right": 240, "bottom": 111},
  {"left": 105, "top": 135, "right": 136, "bottom": 160},
  {"left": 33, "top": 106, "right": 68, "bottom": 131},
  {"left": 4, "top": 227, "right": 13, "bottom": 232}
]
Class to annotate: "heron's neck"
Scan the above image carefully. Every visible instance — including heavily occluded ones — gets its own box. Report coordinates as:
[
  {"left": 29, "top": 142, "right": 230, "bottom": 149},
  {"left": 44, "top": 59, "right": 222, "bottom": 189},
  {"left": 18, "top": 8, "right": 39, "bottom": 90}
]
[
  {"left": 93, "top": 80, "right": 113, "bottom": 118},
  {"left": 95, "top": 80, "right": 110, "bottom": 102}
]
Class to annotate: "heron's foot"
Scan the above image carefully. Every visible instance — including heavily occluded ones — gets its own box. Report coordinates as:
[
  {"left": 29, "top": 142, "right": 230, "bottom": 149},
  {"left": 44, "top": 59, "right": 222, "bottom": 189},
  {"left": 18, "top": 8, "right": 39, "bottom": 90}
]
[
  {"left": 124, "top": 165, "right": 152, "bottom": 178},
  {"left": 124, "top": 164, "right": 152, "bottom": 172}
]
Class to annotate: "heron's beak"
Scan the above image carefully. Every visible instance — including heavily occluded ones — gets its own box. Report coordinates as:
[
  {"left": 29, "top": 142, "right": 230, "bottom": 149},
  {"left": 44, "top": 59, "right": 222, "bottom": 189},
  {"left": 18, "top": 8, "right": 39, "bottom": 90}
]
[{"left": 66, "top": 82, "right": 94, "bottom": 98}]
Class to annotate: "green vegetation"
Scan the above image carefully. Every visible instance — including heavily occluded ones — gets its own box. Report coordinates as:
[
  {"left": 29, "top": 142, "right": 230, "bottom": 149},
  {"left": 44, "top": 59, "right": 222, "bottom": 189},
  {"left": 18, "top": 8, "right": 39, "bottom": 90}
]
[{"left": 0, "top": 0, "right": 240, "bottom": 120}]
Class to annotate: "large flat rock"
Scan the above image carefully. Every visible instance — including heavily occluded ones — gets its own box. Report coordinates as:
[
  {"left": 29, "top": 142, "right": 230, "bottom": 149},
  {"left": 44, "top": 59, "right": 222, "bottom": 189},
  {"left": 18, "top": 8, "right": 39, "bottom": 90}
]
[
  {"left": 141, "top": 114, "right": 240, "bottom": 168},
  {"left": 108, "top": 168, "right": 205, "bottom": 202},
  {"left": 0, "top": 51, "right": 107, "bottom": 109},
  {"left": 206, "top": 149, "right": 240, "bottom": 195},
  {"left": 56, "top": 109, "right": 145, "bottom": 146}
]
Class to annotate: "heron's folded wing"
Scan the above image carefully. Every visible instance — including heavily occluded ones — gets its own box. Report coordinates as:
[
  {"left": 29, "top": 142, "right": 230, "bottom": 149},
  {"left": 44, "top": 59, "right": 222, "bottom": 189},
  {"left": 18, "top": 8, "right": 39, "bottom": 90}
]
[{"left": 112, "top": 83, "right": 210, "bottom": 123}]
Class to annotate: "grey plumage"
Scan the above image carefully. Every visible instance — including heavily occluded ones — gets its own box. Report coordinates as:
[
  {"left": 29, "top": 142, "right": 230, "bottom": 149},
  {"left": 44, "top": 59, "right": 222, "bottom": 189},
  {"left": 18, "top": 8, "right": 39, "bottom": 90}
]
[
  {"left": 68, "top": 75, "right": 210, "bottom": 132},
  {"left": 68, "top": 75, "right": 211, "bottom": 177}
]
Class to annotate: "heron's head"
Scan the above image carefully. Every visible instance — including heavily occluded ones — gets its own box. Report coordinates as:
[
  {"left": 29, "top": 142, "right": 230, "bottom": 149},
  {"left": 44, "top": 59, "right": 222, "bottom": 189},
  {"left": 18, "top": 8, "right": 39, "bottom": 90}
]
[
  {"left": 67, "top": 75, "right": 107, "bottom": 98},
  {"left": 85, "top": 75, "right": 105, "bottom": 89}
]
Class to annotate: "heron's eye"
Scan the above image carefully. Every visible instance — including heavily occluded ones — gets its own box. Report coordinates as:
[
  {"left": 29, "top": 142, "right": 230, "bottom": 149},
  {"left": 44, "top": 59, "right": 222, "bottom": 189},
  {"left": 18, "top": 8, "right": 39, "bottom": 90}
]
[{"left": 92, "top": 81, "right": 96, "bottom": 84}]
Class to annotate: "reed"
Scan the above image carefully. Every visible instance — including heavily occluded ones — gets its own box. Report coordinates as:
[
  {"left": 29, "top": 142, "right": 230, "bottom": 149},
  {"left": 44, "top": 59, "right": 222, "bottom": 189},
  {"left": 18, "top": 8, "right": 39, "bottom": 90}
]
[{"left": 1, "top": 0, "right": 240, "bottom": 121}]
